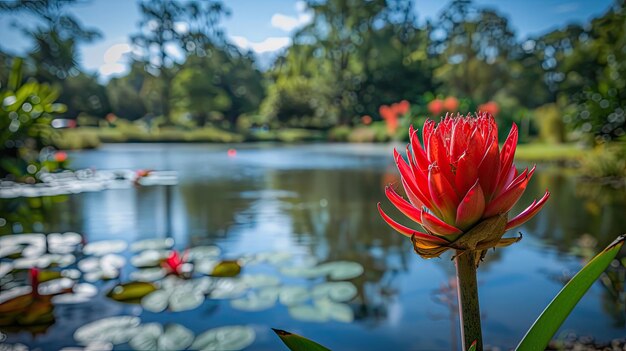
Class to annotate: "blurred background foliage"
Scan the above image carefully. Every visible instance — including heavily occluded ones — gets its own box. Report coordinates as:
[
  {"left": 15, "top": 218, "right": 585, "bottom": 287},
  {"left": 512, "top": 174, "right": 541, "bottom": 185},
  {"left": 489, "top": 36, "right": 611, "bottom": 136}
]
[{"left": 1, "top": 0, "right": 625, "bottom": 178}]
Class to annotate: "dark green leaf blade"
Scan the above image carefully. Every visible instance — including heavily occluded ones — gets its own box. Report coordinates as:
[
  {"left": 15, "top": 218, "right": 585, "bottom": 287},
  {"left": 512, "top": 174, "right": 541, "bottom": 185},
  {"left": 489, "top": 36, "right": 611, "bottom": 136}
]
[
  {"left": 516, "top": 234, "right": 625, "bottom": 351},
  {"left": 272, "top": 328, "right": 331, "bottom": 351}
]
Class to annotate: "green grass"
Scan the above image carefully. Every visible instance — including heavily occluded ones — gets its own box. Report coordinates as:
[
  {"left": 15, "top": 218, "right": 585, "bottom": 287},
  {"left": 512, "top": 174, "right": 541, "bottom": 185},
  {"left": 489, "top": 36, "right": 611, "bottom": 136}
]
[{"left": 514, "top": 143, "right": 585, "bottom": 163}]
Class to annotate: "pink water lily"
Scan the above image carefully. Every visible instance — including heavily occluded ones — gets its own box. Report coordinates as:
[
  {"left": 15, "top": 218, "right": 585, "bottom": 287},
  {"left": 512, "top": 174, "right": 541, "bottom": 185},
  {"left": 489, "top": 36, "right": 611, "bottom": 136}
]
[{"left": 378, "top": 113, "right": 549, "bottom": 258}]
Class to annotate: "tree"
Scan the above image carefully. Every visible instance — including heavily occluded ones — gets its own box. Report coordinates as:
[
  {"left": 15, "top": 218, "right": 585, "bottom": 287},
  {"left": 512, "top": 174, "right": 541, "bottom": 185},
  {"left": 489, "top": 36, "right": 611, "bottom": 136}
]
[{"left": 131, "top": 0, "right": 185, "bottom": 123}]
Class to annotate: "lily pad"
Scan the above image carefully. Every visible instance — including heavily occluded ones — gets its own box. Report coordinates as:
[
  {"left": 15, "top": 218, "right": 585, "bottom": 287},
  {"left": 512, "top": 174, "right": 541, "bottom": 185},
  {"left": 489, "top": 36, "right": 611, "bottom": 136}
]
[
  {"left": 316, "top": 298, "right": 354, "bottom": 323},
  {"left": 0, "top": 262, "right": 14, "bottom": 279},
  {"left": 211, "top": 260, "right": 242, "bottom": 277},
  {"left": 38, "top": 278, "right": 74, "bottom": 295},
  {"left": 141, "top": 278, "right": 205, "bottom": 312},
  {"left": 288, "top": 305, "right": 329, "bottom": 323},
  {"left": 74, "top": 316, "right": 141, "bottom": 346},
  {"left": 240, "top": 274, "right": 280, "bottom": 288},
  {"left": 130, "top": 268, "right": 166, "bottom": 282},
  {"left": 186, "top": 246, "right": 221, "bottom": 261},
  {"left": 52, "top": 283, "right": 98, "bottom": 304},
  {"left": 130, "top": 238, "right": 174, "bottom": 252},
  {"left": 194, "top": 259, "right": 219, "bottom": 275},
  {"left": 279, "top": 286, "right": 310, "bottom": 306},
  {"left": 208, "top": 279, "right": 248, "bottom": 300},
  {"left": 131, "top": 250, "right": 171, "bottom": 268},
  {"left": 107, "top": 281, "right": 157, "bottom": 302},
  {"left": 312, "top": 282, "right": 357, "bottom": 302},
  {"left": 48, "top": 232, "right": 82, "bottom": 254},
  {"left": 318, "top": 261, "right": 364, "bottom": 280},
  {"left": 129, "top": 323, "right": 194, "bottom": 351},
  {"left": 230, "top": 287, "right": 279, "bottom": 311},
  {"left": 83, "top": 240, "right": 127, "bottom": 256},
  {"left": 191, "top": 326, "right": 255, "bottom": 351},
  {"left": 280, "top": 265, "right": 327, "bottom": 279}
]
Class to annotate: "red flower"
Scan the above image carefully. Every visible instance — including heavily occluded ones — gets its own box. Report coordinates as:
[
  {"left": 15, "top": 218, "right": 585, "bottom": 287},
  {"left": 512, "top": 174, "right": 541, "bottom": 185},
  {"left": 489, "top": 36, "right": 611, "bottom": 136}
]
[
  {"left": 163, "top": 250, "right": 187, "bottom": 275},
  {"left": 478, "top": 101, "right": 499, "bottom": 117},
  {"left": 443, "top": 97, "right": 459, "bottom": 112},
  {"left": 54, "top": 151, "right": 68, "bottom": 163},
  {"left": 378, "top": 113, "right": 549, "bottom": 258},
  {"left": 361, "top": 115, "right": 373, "bottom": 125},
  {"left": 30, "top": 267, "right": 40, "bottom": 297},
  {"left": 427, "top": 99, "right": 444, "bottom": 116}
]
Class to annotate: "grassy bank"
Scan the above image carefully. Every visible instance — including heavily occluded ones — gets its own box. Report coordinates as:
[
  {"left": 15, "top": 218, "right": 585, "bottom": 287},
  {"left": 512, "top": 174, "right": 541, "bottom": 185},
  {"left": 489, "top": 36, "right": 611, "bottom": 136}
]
[{"left": 515, "top": 143, "right": 584, "bottom": 163}]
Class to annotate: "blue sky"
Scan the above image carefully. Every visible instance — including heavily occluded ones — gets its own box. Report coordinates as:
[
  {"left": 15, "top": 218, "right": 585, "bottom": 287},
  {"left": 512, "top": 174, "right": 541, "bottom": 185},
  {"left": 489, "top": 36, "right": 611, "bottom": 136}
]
[{"left": 0, "top": 0, "right": 614, "bottom": 80}]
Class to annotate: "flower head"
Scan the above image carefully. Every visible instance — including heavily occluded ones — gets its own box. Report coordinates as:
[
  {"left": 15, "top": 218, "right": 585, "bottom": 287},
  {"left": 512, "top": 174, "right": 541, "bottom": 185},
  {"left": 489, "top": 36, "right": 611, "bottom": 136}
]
[
  {"left": 163, "top": 250, "right": 187, "bottom": 275},
  {"left": 378, "top": 113, "right": 549, "bottom": 259},
  {"left": 30, "top": 267, "right": 40, "bottom": 297},
  {"left": 54, "top": 151, "right": 68, "bottom": 163}
]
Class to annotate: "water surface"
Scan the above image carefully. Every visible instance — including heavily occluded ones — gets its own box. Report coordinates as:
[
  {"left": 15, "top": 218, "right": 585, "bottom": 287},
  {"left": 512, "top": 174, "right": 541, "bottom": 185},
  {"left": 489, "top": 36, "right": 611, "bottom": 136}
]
[{"left": 1, "top": 143, "right": 625, "bottom": 350}]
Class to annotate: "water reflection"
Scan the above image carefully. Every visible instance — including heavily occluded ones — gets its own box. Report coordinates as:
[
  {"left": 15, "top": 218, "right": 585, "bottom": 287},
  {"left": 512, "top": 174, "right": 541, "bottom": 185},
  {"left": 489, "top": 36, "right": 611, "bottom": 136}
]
[{"left": 1, "top": 144, "right": 625, "bottom": 350}]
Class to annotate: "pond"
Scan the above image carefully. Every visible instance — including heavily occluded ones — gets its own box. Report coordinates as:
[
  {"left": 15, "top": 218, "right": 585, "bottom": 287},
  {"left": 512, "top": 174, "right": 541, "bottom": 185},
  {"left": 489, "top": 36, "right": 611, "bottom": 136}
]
[{"left": 1, "top": 143, "right": 625, "bottom": 350}]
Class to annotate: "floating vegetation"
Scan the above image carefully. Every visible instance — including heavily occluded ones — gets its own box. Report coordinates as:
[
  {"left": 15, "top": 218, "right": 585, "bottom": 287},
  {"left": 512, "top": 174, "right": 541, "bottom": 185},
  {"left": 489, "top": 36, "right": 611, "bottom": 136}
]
[
  {"left": 0, "top": 169, "right": 179, "bottom": 198},
  {"left": 1, "top": 230, "right": 366, "bottom": 349}
]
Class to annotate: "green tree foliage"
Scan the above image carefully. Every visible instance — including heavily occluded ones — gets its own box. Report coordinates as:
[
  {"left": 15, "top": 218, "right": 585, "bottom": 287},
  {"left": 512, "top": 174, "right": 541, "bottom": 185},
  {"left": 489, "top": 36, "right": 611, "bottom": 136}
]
[
  {"left": 263, "top": 0, "right": 433, "bottom": 127},
  {"left": 0, "top": 59, "right": 66, "bottom": 179}
]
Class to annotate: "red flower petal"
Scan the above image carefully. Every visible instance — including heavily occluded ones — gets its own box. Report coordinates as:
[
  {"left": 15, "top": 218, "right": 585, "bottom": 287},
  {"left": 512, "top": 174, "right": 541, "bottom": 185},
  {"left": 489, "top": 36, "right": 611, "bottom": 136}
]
[
  {"left": 421, "top": 211, "right": 462, "bottom": 236},
  {"left": 377, "top": 203, "right": 447, "bottom": 243},
  {"left": 483, "top": 166, "right": 535, "bottom": 217},
  {"left": 428, "top": 165, "right": 460, "bottom": 223},
  {"left": 497, "top": 123, "right": 518, "bottom": 186},
  {"left": 385, "top": 186, "right": 423, "bottom": 224},
  {"left": 478, "top": 134, "right": 500, "bottom": 198},
  {"left": 505, "top": 190, "right": 550, "bottom": 231},
  {"left": 455, "top": 181, "right": 486, "bottom": 230}
]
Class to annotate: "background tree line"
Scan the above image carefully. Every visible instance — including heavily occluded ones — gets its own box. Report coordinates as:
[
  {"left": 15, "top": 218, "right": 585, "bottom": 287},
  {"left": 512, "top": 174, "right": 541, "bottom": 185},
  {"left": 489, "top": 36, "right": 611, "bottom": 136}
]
[{"left": 1, "top": 0, "right": 624, "bottom": 144}]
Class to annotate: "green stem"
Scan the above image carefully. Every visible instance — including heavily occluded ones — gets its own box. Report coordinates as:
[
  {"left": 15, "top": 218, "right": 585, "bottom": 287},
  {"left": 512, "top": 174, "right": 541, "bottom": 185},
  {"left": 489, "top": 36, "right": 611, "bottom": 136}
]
[{"left": 455, "top": 250, "right": 483, "bottom": 351}]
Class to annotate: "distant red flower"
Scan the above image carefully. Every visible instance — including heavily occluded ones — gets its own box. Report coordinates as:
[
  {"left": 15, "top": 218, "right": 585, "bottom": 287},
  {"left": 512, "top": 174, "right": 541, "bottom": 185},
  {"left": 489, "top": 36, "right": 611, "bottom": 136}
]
[
  {"left": 427, "top": 99, "right": 444, "bottom": 116},
  {"left": 478, "top": 101, "right": 499, "bottom": 117},
  {"left": 54, "top": 151, "right": 68, "bottom": 163},
  {"left": 361, "top": 115, "right": 373, "bottom": 125},
  {"left": 106, "top": 113, "right": 118, "bottom": 123},
  {"left": 30, "top": 267, "right": 40, "bottom": 297},
  {"left": 163, "top": 251, "right": 187, "bottom": 275},
  {"left": 380, "top": 104, "right": 399, "bottom": 135},
  {"left": 227, "top": 148, "right": 237, "bottom": 157},
  {"left": 136, "top": 169, "right": 152, "bottom": 178},
  {"left": 378, "top": 113, "right": 550, "bottom": 258},
  {"left": 443, "top": 97, "right": 459, "bottom": 112},
  {"left": 397, "top": 100, "right": 411, "bottom": 115}
]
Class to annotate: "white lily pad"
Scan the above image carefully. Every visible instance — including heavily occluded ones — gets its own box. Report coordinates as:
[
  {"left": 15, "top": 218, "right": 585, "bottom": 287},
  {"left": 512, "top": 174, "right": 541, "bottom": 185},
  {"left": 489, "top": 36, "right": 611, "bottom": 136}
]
[
  {"left": 141, "top": 278, "right": 205, "bottom": 312},
  {"left": 48, "top": 232, "right": 82, "bottom": 254},
  {"left": 0, "top": 285, "right": 31, "bottom": 304},
  {"left": 52, "top": 283, "right": 98, "bottom": 304},
  {"left": 129, "top": 323, "right": 194, "bottom": 351},
  {"left": 186, "top": 246, "right": 221, "bottom": 261},
  {"left": 130, "top": 238, "right": 174, "bottom": 252},
  {"left": 38, "top": 277, "right": 74, "bottom": 295},
  {"left": 130, "top": 268, "right": 166, "bottom": 282},
  {"left": 279, "top": 286, "right": 310, "bottom": 306},
  {"left": 312, "top": 282, "right": 357, "bottom": 302},
  {"left": 0, "top": 261, "right": 13, "bottom": 279},
  {"left": 230, "top": 287, "right": 279, "bottom": 311},
  {"left": 60, "top": 341, "right": 113, "bottom": 351},
  {"left": 194, "top": 259, "right": 220, "bottom": 274},
  {"left": 240, "top": 274, "right": 280, "bottom": 288},
  {"left": 288, "top": 304, "right": 329, "bottom": 322},
  {"left": 0, "top": 234, "right": 45, "bottom": 257},
  {"left": 74, "top": 316, "right": 141, "bottom": 346},
  {"left": 101, "top": 254, "right": 126, "bottom": 269},
  {"left": 0, "top": 245, "right": 21, "bottom": 258},
  {"left": 169, "top": 288, "right": 204, "bottom": 312},
  {"left": 83, "top": 240, "right": 127, "bottom": 256},
  {"left": 142, "top": 290, "right": 171, "bottom": 313},
  {"left": 208, "top": 279, "right": 247, "bottom": 299},
  {"left": 191, "top": 326, "right": 255, "bottom": 351},
  {"left": 131, "top": 250, "right": 171, "bottom": 268},
  {"left": 316, "top": 298, "right": 354, "bottom": 323},
  {"left": 280, "top": 265, "right": 327, "bottom": 279},
  {"left": 319, "top": 261, "right": 364, "bottom": 280},
  {"left": 78, "top": 257, "right": 100, "bottom": 272}
]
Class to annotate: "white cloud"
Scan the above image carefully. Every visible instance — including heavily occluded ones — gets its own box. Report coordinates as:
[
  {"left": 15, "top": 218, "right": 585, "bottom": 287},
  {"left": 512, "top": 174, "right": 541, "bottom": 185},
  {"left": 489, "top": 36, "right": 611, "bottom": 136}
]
[
  {"left": 270, "top": 1, "right": 313, "bottom": 32},
  {"left": 99, "top": 43, "right": 131, "bottom": 78},
  {"left": 103, "top": 43, "right": 131, "bottom": 64},
  {"left": 231, "top": 36, "right": 291, "bottom": 54}
]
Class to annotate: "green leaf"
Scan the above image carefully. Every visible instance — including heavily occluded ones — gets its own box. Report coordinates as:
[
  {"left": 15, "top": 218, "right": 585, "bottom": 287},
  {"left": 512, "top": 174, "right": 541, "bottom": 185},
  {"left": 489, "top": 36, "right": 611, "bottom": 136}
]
[
  {"left": 211, "top": 260, "right": 242, "bottom": 277},
  {"left": 107, "top": 281, "right": 157, "bottom": 302},
  {"left": 516, "top": 234, "right": 625, "bottom": 351},
  {"left": 467, "top": 340, "right": 477, "bottom": 351},
  {"left": 272, "top": 329, "right": 331, "bottom": 351}
]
